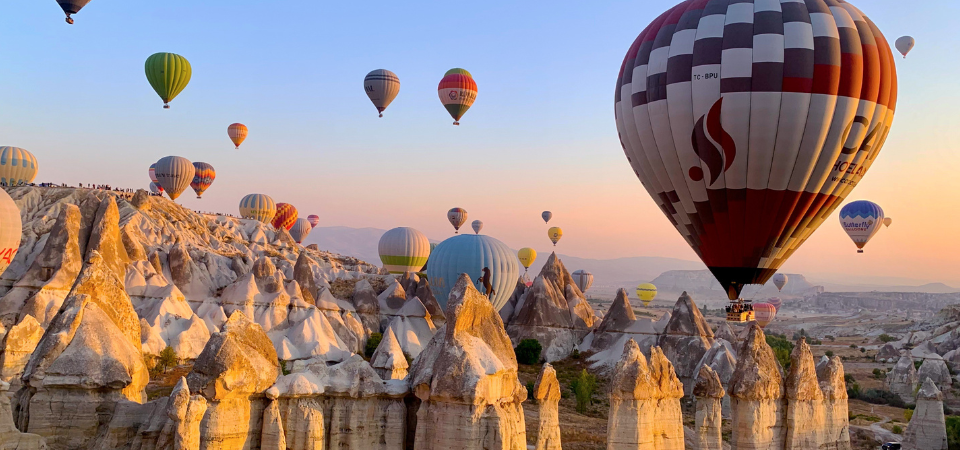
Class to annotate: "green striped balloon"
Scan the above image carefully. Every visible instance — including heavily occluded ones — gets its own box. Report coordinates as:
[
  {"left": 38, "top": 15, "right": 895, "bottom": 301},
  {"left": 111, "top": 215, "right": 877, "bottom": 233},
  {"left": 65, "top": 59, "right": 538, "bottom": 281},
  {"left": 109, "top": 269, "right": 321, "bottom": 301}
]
[
  {"left": 145, "top": 52, "right": 191, "bottom": 109},
  {"left": 378, "top": 227, "right": 430, "bottom": 274}
]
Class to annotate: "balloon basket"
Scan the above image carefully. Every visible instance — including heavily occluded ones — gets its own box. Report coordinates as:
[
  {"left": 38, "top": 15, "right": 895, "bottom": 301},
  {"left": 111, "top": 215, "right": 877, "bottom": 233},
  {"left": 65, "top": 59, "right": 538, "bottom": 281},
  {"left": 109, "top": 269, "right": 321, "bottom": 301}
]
[
  {"left": 379, "top": 114, "right": 383, "bottom": 118},
  {"left": 163, "top": 104, "right": 170, "bottom": 109},
  {"left": 857, "top": 249, "right": 864, "bottom": 254},
  {"left": 65, "top": 16, "right": 74, "bottom": 24},
  {"left": 453, "top": 121, "right": 459, "bottom": 126}
]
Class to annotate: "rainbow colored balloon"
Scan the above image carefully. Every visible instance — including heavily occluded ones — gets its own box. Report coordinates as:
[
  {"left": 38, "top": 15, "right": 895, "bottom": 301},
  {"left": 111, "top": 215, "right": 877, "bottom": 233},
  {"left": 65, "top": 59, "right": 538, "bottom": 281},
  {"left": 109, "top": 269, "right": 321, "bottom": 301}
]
[{"left": 438, "top": 68, "right": 477, "bottom": 125}]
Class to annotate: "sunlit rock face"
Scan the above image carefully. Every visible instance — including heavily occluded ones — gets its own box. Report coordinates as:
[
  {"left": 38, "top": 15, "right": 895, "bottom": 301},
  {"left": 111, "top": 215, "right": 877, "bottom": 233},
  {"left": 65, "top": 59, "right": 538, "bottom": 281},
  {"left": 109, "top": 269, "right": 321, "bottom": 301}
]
[
  {"left": 728, "top": 323, "right": 784, "bottom": 450},
  {"left": 903, "top": 378, "right": 948, "bottom": 450},
  {"left": 784, "top": 339, "right": 827, "bottom": 449},
  {"left": 818, "top": 355, "right": 852, "bottom": 450},
  {"left": 581, "top": 288, "right": 659, "bottom": 374},
  {"left": 409, "top": 274, "right": 527, "bottom": 450},
  {"left": 693, "top": 365, "right": 725, "bottom": 450},
  {"left": 533, "top": 363, "right": 561, "bottom": 450}
]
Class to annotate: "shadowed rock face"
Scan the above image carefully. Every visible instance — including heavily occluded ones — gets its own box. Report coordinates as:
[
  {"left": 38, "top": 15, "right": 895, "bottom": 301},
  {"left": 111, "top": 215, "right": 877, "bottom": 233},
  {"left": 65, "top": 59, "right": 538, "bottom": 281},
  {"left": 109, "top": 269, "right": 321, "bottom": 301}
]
[
  {"left": 293, "top": 251, "right": 318, "bottom": 306},
  {"left": 918, "top": 358, "right": 952, "bottom": 392},
  {"left": 86, "top": 196, "right": 131, "bottom": 279},
  {"left": 904, "top": 378, "right": 948, "bottom": 450},
  {"left": 656, "top": 292, "right": 714, "bottom": 394},
  {"left": 890, "top": 355, "right": 919, "bottom": 403},
  {"left": 409, "top": 274, "right": 527, "bottom": 450},
  {"left": 784, "top": 339, "right": 826, "bottom": 448},
  {"left": 875, "top": 343, "right": 900, "bottom": 362},
  {"left": 818, "top": 355, "right": 852, "bottom": 450},
  {"left": 415, "top": 277, "right": 445, "bottom": 323},
  {"left": 370, "top": 327, "right": 408, "bottom": 380},
  {"left": 352, "top": 278, "right": 380, "bottom": 335}
]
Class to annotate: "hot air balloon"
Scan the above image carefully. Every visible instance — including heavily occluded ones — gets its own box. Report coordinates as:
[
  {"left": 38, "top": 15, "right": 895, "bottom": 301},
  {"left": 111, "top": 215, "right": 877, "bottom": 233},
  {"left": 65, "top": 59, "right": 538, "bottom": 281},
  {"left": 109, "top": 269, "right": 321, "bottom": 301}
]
[
  {"left": 840, "top": 200, "right": 884, "bottom": 253},
  {"left": 149, "top": 182, "right": 162, "bottom": 195},
  {"left": 307, "top": 214, "right": 320, "bottom": 228},
  {"left": 0, "top": 188, "right": 22, "bottom": 275},
  {"left": 145, "top": 53, "right": 191, "bottom": 109},
  {"left": 753, "top": 303, "right": 778, "bottom": 329},
  {"left": 518, "top": 247, "right": 537, "bottom": 274},
  {"left": 364, "top": 69, "right": 401, "bottom": 118},
  {"left": 772, "top": 273, "right": 788, "bottom": 292},
  {"left": 883, "top": 217, "right": 893, "bottom": 228},
  {"left": 438, "top": 68, "right": 477, "bottom": 125},
  {"left": 379, "top": 227, "right": 431, "bottom": 274},
  {"left": 148, "top": 163, "right": 161, "bottom": 190},
  {"left": 767, "top": 297, "right": 783, "bottom": 313},
  {"left": 426, "top": 234, "right": 519, "bottom": 311},
  {"left": 895, "top": 36, "right": 915, "bottom": 58},
  {"left": 154, "top": 156, "right": 194, "bottom": 201},
  {"left": 0, "top": 147, "right": 38, "bottom": 187},
  {"left": 547, "top": 227, "right": 562, "bottom": 246},
  {"left": 228, "top": 123, "right": 248, "bottom": 149},
  {"left": 447, "top": 207, "right": 467, "bottom": 234},
  {"left": 289, "top": 218, "right": 313, "bottom": 244},
  {"left": 615, "top": 0, "right": 898, "bottom": 301},
  {"left": 521, "top": 273, "right": 533, "bottom": 288},
  {"left": 190, "top": 162, "right": 215, "bottom": 199},
  {"left": 636, "top": 283, "right": 657, "bottom": 307},
  {"left": 572, "top": 270, "right": 594, "bottom": 294},
  {"left": 239, "top": 194, "right": 276, "bottom": 223},
  {"left": 541, "top": 211, "right": 552, "bottom": 224},
  {"left": 56, "top": 0, "right": 91, "bottom": 24},
  {"left": 272, "top": 203, "right": 298, "bottom": 231},
  {"left": 472, "top": 220, "right": 483, "bottom": 235}
]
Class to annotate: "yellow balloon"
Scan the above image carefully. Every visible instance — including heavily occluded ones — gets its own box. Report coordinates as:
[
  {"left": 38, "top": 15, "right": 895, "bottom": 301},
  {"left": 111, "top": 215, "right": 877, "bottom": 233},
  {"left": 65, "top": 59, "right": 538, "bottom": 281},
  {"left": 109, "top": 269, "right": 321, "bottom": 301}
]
[
  {"left": 518, "top": 247, "right": 537, "bottom": 269},
  {"left": 637, "top": 283, "right": 657, "bottom": 306},
  {"left": 548, "top": 227, "right": 563, "bottom": 246}
]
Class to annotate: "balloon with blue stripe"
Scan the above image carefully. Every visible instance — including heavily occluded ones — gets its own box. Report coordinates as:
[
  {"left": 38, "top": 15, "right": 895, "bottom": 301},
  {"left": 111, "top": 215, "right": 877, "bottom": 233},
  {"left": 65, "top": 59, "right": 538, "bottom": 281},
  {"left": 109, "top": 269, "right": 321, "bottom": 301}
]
[{"left": 839, "top": 200, "right": 885, "bottom": 254}]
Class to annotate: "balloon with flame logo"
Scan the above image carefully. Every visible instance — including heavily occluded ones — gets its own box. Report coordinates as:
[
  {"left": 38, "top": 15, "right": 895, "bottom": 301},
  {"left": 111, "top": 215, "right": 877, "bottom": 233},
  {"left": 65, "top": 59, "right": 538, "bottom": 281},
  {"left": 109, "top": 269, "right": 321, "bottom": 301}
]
[
  {"left": 615, "top": 0, "right": 898, "bottom": 300},
  {"left": 364, "top": 69, "right": 401, "bottom": 118},
  {"left": 772, "top": 273, "right": 788, "bottom": 292},
  {"left": 0, "top": 188, "right": 21, "bottom": 275},
  {"left": 883, "top": 217, "right": 893, "bottom": 228},
  {"left": 438, "top": 68, "right": 477, "bottom": 125},
  {"left": 547, "top": 227, "right": 562, "bottom": 246},
  {"left": 636, "top": 283, "right": 657, "bottom": 307},
  {"left": 228, "top": 123, "right": 248, "bottom": 149},
  {"left": 839, "top": 200, "right": 884, "bottom": 253},
  {"left": 895, "top": 36, "right": 915, "bottom": 58},
  {"left": 517, "top": 247, "right": 537, "bottom": 274},
  {"left": 307, "top": 214, "right": 320, "bottom": 228},
  {"left": 154, "top": 156, "right": 194, "bottom": 201},
  {"left": 753, "top": 303, "right": 777, "bottom": 329},
  {"left": 190, "top": 162, "right": 215, "bottom": 199},
  {"left": 447, "top": 207, "right": 467, "bottom": 234},
  {"left": 289, "top": 218, "right": 312, "bottom": 244},
  {"left": 572, "top": 270, "right": 594, "bottom": 294},
  {"left": 239, "top": 194, "right": 276, "bottom": 223},
  {"left": 541, "top": 211, "right": 552, "bottom": 224},
  {"left": 767, "top": 297, "right": 783, "bottom": 313},
  {"left": 472, "top": 220, "right": 483, "bottom": 235},
  {"left": 271, "top": 203, "right": 298, "bottom": 231}
]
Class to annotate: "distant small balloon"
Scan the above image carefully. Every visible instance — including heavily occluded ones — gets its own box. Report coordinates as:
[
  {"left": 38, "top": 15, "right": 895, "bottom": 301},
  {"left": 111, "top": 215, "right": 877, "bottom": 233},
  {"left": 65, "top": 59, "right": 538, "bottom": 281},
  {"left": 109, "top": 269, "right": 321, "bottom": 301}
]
[
  {"left": 438, "top": 68, "right": 477, "bottom": 125},
  {"left": 447, "top": 207, "right": 467, "bottom": 234},
  {"left": 364, "top": 69, "right": 401, "bottom": 118},
  {"left": 517, "top": 247, "right": 537, "bottom": 272},
  {"left": 772, "top": 273, "right": 788, "bottom": 292},
  {"left": 145, "top": 53, "right": 191, "bottom": 109},
  {"left": 472, "top": 220, "right": 483, "bottom": 235},
  {"left": 190, "top": 162, "right": 215, "bottom": 199},
  {"left": 636, "top": 283, "right": 657, "bottom": 307},
  {"left": 149, "top": 182, "right": 162, "bottom": 195},
  {"left": 239, "top": 194, "right": 276, "bottom": 223},
  {"left": 0, "top": 147, "right": 39, "bottom": 186},
  {"left": 56, "top": 0, "right": 91, "bottom": 24},
  {"left": 289, "top": 218, "right": 313, "bottom": 244},
  {"left": 572, "top": 270, "right": 594, "bottom": 293},
  {"left": 883, "top": 217, "right": 893, "bottom": 228},
  {"left": 228, "top": 123, "right": 248, "bottom": 149},
  {"left": 895, "top": 36, "right": 915, "bottom": 58},
  {"left": 154, "top": 156, "right": 195, "bottom": 201},
  {"left": 307, "top": 214, "right": 320, "bottom": 228},
  {"left": 753, "top": 302, "right": 777, "bottom": 328},
  {"left": 272, "top": 203, "right": 298, "bottom": 231},
  {"left": 767, "top": 297, "right": 783, "bottom": 313},
  {"left": 541, "top": 211, "right": 552, "bottom": 224},
  {"left": 547, "top": 227, "right": 562, "bottom": 246}
]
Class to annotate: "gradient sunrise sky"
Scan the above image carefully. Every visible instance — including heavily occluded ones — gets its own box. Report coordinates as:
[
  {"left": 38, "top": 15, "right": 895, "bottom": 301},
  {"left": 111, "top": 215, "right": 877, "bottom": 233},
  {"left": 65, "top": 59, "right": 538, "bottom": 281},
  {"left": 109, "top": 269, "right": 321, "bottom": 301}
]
[{"left": 1, "top": 0, "right": 957, "bottom": 286}]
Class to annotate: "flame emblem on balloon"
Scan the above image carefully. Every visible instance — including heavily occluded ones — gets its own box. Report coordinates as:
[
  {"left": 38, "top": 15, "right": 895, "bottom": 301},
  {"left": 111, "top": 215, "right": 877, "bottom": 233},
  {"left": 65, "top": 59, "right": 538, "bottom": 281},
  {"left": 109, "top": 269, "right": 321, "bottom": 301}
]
[{"left": 689, "top": 98, "right": 735, "bottom": 185}]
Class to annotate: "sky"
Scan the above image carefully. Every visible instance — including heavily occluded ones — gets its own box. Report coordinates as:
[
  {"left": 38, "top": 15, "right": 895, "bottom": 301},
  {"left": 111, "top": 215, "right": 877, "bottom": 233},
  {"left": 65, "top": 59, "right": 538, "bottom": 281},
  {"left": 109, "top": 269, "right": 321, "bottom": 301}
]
[{"left": 2, "top": 0, "right": 959, "bottom": 287}]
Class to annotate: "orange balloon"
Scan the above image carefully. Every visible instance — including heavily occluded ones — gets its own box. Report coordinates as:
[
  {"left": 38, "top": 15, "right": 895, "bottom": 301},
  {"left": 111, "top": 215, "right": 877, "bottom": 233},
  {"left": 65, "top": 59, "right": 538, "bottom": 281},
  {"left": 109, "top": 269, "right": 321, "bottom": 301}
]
[
  {"left": 228, "top": 123, "right": 248, "bottom": 149},
  {"left": 272, "top": 203, "right": 298, "bottom": 231}
]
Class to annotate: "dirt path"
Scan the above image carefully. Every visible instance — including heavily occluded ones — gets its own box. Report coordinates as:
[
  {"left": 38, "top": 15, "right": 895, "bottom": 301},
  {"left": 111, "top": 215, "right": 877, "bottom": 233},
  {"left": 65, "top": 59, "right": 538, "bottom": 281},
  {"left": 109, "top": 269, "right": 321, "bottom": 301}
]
[{"left": 851, "top": 415, "right": 899, "bottom": 445}]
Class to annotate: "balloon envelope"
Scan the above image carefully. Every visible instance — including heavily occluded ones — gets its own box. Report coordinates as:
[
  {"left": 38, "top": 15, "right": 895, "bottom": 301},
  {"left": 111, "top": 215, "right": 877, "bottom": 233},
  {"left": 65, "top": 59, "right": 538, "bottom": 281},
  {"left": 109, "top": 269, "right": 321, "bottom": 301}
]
[
  {"left": 472, "top": 220, "right": 483, "bottom": 235},
  {"left": 518, "top": 247, "right": 537, "bottom": 269},
  {"left": 307, "top": 215, "right": 320, "bottom": 228},
  {"left": 379, "top": 227, "right": 431, "bottom": 274},
  {"left": 149, "top": 182, "right": 162, "bottom": 194},
  {"left": 572, "top": 270, "right": 594, "bottom": 293},
  {"left": 426, "top": 234, "right": 519, "bottom": 311},
  {"left": 438, "top": 69, "right": 477, "bottom": 125},
  {"left": 228, "top": 123, "right": 248, "bottom": 149},
  {"left": 547, "top": 227, "right": 562, "bottom": 246},
  {"left": 772, "top": 273, "right": 788, "bottom": 291},
  {"left": 364, "top": 69, "right": 401, "bottom": 117},
  {"left": 272, "top": 203, "right": 298, "bottom": 231},
  {"left": 883, "top": 217, "right": 893, "bottom": 228},
  {"left": 148, "top": 163, "right": 160, "bottom": 188},
  {"left": 57, "top": 0, "right": 91, "bottom": 22},
  {"left": 839, "top": 200, "right": 884, "bottom": 252},
  {"left": 289, "top": 218, "right": 313, "bottom": 244},
  {"left": 154, "top": 156, "right": 194, "bottom": 201},
  {"left": 895, "top": 36, "right": 915, "bottom": 58},
  {"left": 753, "top": 303, "right": 777, "bottom": 328},
  {"left": 615, "top": 0, "right": 898, "bottom": 300},
  {"left": 0, "top": 147, "right": 39, "bottom": 186},
  {"left": 541, "top": 211, "right": 552, "bottom": 223},
  {"left": 636, "top": 283, "right": 657, "bottom": 306},
  {"left": 447, "top": 207, "right": 467, "bottom": 233},
  {"left": 190, "top": 162, "right": 215, "bottom": 198},
  {"left": 145, "top": 53, "right": 191, "bottom": 109},
  {"left": 239, "top": 194, "right": 276, "bottom": 223},
  {"left": 767, "top": 297, "right": 783, "bottom": 312},
  {"left": 0, "top": 188, "right": 22, "bottom": 275}
]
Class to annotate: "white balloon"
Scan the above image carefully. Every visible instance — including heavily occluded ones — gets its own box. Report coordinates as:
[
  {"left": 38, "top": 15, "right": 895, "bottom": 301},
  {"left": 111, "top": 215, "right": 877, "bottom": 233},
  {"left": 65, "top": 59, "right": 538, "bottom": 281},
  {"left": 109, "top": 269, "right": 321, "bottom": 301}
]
[{"left": 895, "top": 36, "right": 915, "bottom": 58}]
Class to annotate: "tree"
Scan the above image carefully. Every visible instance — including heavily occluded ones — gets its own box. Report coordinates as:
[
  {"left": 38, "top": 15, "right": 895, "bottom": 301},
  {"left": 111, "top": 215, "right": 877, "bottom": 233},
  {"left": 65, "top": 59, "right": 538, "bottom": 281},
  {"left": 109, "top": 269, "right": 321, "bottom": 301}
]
[
  {"left": 570, "top": 369, "right": 597, "bottom": 414},
  {"left": 826, "top": 350, "right": 835, "bottom": 358},
  {"left": 879, "top": 334, "right": 897, "bottom": 343},
  {"left": 364, "top": 333, "right": 383, "bottom": 358},
  {"left": 158, "top": 346, "right": 178, "bottom": 374},
  {"left": 515, "top": 339, "right": 543, "bottom": 365},
  {"left": 766, "top": 334, "right": 795, "bottom": 369}
]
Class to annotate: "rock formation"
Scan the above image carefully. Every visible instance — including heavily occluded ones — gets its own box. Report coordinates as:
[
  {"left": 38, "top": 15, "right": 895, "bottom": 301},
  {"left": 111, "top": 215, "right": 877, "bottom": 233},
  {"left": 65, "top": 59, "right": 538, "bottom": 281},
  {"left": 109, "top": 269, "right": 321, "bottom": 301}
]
[
  {"left": 582, "top": 288, "right": 659, "bottom": 373},
  {"left": 0, "top": 314, "right": 44, "bottom": 386},
  {"left": 918, "top": 358, "right": 952, "bottom": 392},
  {"left": 533, "top": 363, "right": 561, "bottom": 450},
  {"left": 784, "top": 338, "right": 826, "bottom": 449},
  {"left": 506, "top": 253, "right": 595, "bottom": 362},
  {"left": 370, "top": 327, "right": 408, "bottom": 380},
  {"left": 0, "top": 381, "right": 46, "bottom": 449},
  {"left": 817, "top": 355, "right": 852, "bottom": 450},
  {"left": 414, "top": 277, "right": 445, "bottom": 324},
  {"left": 606, "top": 339, "right": 685, "bottom": 450},
  {"left": 498, "top": 277, "right": 527, "bottom": 324},
  {"left": 728, "top": 323, "right": 784, "bottom": 449},
  {"left": 656, "top": 292, "right": 714, "bottom": 394},
  {"left": 693, "top": 365, "right": 724, "bottom": 450},
  {"left": 890, "top": 355, "right": 920, "bottom": 403},
  {"left": 409, "top": 274, "right": 527, "bottom": 450},
  {"left": 314, "top": 288, "right": 366, "bottom": 354},
  {"left": 903, "top": 378, "right": 948, "bottom": 450},
  {"left": 352, "top": 278, "right": 380, "bottom": 334},
  {"left": 384, "top": 296, "right": 437, "bottom": 358},
  {"left": 377, "top": 278, "right": 408, "bottom": 328},
  {"left": 166, "top": 377, "right": 209, "bottom": 450},
  {"left": 876, "top": 343, "right": 901, "bottom": 363}
]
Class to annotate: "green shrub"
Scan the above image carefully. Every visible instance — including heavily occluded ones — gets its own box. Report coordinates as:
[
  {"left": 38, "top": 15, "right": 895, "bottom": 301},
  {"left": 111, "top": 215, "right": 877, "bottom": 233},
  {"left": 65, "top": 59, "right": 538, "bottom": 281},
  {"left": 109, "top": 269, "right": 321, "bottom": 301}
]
[
  {"left": 879, "top": 334, "right": 896, "bottom": 343},
  {"left": 905, "top": 409, "right": 914, "bottom": 422},
  {"left": 844, "top": 374, "right": 856, "bottom": 384},
  {"left": 850, "top": 344, "right": 858, "bottom": 349},
  {"left": 860, "top": 347, "right": 866, "bottom": 353},
  {"left": 915, "top": 360, "right": 923, "bottom": 370},
  {"left": 515, "top": 339, "right": 543, "bottom": 365},
  {"left": 571, "top": 349, "right": 581, "bottom": 360},
  {"left": 945, "top": 415, "right": 960, "bottom": 449},
  {"left": 848, "top": 388, "right": 907, "bottom": 408},
  {"left": 891, "top": 425, "right": 903, "bottom": 434},
  {"left": 873, "top": 368, "right": 887, "bottom": 380},
  {"left": 570, "top": 369, "right": 597, "bottom": 414},
  {"left": 526, "top": 381, "right": 535, "bottom": 399},
  {"left": 826, "top": 350, "right": 835, "bottom": 358},
  {"left": 365, "top": 333, "right": 383, "bottom": 358},
  {"left": 157, "top": 346, "right": 178, "bottom": 374},
  {"left": 766, "top": 334, "right": 794, "bottom": 370}
]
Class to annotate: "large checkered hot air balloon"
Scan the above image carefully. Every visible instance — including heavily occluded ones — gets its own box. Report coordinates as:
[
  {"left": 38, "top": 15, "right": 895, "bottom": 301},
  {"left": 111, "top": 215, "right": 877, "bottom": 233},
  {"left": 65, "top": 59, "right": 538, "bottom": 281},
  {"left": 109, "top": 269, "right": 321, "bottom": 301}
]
[
  {"left": 615, "top": 0, "right": 897, "bottom": 301},
  {"left": 272, "top": 203, "right": 298, "bottom": 231},
  {"left": 438, "top": 69, "right": 477, "bottom": 126}
]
